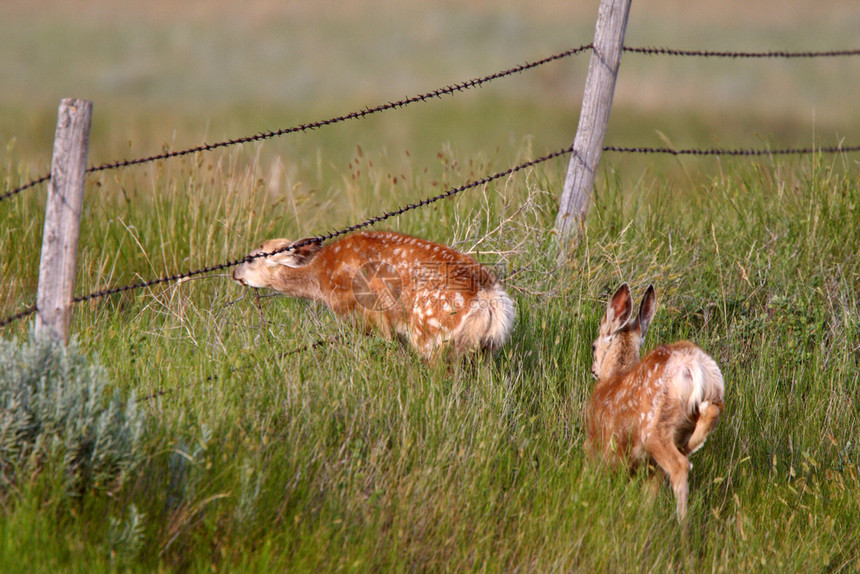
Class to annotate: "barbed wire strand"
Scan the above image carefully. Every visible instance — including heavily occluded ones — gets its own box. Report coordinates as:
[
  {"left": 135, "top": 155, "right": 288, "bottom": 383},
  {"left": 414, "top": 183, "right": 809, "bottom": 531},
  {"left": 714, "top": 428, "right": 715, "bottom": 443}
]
[
  {"left": 0, "top": 307, "right": 38, "bottom": 328},
  {"left": 5, "top": 138, "right": 860, "bottom": 327},
  {"left": 0, "top": 44, "right": 594, "bottom": 203},
  {"left": 0, "top": 174, "right": 52, "bottom": 202},
  {"left": 4, "top": 43, "right": 860, "bottom": 203},
  {"left": 624, "top": 46, "right": 860, "bottom": 58},
  {"left": 5, "top": 139, "right": 860, "bottom": 328},
  {"left": 0, "top": 145, "right": 576, "bottom": 328},
  {"left": 603, "top": 143, "right": 860, "bottom": 156}
]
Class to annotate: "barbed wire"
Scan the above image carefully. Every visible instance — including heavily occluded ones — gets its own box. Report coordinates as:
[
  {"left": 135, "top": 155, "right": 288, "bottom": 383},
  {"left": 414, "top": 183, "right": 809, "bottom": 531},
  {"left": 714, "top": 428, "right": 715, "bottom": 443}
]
[
  {"left": 624, "top": 46, "right": 860, "bottom": 58},
  {"left": 0, "top": 44, "right": 594, "bottom": 204},
  {"left": 0, "top": 307, "right": 38, "bottom": 328},
  {"left": 3, "top": 38, "right": 860, "bottom": 326},
  {"left": 603, "top": 143, "right": 860, "bottom": 156},
  {"left": 0, "top": 144, "right": 576, "bottom": 328},
  {"left": 4, "top": 43, "right": 860, "bottom": 204},
  {"left": 0, "top": 174, "right": 51, "bottom": 202},
  {"left": 4, "top": 137, "right": 860, "bottom": 328}
]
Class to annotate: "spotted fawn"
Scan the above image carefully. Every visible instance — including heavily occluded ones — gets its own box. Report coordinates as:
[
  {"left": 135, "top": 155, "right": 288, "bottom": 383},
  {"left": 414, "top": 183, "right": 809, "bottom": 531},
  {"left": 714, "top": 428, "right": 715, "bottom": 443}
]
[
  {"left": 586, "top": 283, "right": 724, "bottom": 519},
  {"left": 233, "top": 231, "right": 515, "bottom": 359}
]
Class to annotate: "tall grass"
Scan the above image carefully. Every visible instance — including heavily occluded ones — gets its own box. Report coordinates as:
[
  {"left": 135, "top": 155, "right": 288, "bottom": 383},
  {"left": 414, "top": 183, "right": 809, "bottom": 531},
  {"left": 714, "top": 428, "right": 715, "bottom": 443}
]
[{"left": 1, "top": 136, "right": 857, "bottom": 571}]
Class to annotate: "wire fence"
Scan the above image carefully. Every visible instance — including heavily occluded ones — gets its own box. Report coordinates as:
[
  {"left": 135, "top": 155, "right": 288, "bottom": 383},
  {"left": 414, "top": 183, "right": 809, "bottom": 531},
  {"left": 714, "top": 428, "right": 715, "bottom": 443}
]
[
  {"left": 0, "top": 43, "right": 594, "bottom": 204},
  {"left": 2, "top": 43, "right": 860, "bottom": 328},
  {"left": 4, "top": 137, "right": 860, "bottom": 329},
  {"left": 0, "top": 144, "right": 576, "bottom": 328},
  {"left": 3, "top": 44, "right": 859, "bottom": 203}
]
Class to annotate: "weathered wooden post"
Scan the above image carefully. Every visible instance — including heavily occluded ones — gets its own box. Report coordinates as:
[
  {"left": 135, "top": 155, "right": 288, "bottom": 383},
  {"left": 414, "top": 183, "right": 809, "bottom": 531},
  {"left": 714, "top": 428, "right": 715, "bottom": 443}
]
[
  {"left": 35, "top": 99, "right": 92, "bottom": 344},
  {"left": 554, "top": 0, "right": 632, "bottom": 254}
]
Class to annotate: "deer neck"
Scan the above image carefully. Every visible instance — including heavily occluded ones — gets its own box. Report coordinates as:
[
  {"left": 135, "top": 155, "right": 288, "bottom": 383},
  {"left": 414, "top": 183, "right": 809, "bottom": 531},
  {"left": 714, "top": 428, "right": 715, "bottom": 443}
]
[
  {"left": 605, "top": 339, "right": 642, "bottom": 380},
  {"left": 270, "top": 252, "right": 331, "bottom": 303}
]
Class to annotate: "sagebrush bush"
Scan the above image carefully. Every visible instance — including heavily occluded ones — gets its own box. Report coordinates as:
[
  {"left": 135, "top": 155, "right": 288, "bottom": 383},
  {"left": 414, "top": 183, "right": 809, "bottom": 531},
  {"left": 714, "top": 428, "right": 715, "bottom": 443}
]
[{"left": 0, "top": 332, "right": 146, "bottom": 496}]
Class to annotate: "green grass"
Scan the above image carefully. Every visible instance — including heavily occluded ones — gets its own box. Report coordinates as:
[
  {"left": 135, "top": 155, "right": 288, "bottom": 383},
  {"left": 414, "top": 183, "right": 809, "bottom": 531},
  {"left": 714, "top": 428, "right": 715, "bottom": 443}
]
[{"left": 1, "top": 138, "right": 858, "bottom": 571}]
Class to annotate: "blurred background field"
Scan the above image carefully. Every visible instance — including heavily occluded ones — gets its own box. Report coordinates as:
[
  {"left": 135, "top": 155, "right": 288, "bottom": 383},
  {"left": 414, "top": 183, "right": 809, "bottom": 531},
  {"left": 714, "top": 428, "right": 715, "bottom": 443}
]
[{"left": 3, "top": 0, "right": 860, "bottom": 174}]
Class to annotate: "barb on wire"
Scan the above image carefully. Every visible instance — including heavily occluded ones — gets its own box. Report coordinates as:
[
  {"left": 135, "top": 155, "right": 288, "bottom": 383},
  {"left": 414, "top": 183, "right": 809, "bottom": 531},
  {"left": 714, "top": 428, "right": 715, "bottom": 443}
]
[
  {"left": 624, "top": 46, "right": 860, "bottom": 58},
  {"left": 0, "top": 44, "right": 594, "bottom": 204}
]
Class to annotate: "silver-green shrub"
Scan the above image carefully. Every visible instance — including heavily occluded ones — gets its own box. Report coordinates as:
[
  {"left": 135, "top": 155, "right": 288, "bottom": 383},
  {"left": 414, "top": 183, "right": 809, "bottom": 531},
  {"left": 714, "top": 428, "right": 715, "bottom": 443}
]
[
  {"left": 108, "top": 503, "right": 146, "bottom": 567},
  {"left": 0, "top": 332, "right": 145, "bottom": 495}
]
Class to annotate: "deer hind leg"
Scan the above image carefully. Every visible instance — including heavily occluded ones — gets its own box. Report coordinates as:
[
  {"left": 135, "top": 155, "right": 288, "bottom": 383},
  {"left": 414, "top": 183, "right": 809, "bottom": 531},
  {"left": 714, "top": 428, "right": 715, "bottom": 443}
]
[
  {"left": 646, "top": 432, "right": 690, "bottom": 520},
  {"left": 684, "top": 401, "right": 723, "bottom": 456}
]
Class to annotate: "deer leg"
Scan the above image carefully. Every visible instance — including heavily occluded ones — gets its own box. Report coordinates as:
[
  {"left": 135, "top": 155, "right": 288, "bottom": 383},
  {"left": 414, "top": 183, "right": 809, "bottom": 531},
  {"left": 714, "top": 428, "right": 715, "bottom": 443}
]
[
  {"left": 647, "top": 432, "right": 691, "bottom": 520},
  {"left": 684, "top": 401, "right": 723, "bottom": 455}
]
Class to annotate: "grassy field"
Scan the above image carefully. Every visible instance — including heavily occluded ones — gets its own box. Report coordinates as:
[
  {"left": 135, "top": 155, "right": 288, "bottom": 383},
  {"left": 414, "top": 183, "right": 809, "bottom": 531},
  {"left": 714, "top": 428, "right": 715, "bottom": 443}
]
[{"left": 2, "top": 1, "right": 860, "bottom": 572}]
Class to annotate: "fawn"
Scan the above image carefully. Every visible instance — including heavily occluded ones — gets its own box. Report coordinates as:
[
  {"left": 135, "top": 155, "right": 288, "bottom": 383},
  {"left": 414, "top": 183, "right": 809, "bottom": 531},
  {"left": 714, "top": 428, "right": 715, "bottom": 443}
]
[
  {"left": 585, "top": 283, "right": 724, "bottom": 519},
  {"left": 232, "top": 231, "right": 515, "bottom": 360}
]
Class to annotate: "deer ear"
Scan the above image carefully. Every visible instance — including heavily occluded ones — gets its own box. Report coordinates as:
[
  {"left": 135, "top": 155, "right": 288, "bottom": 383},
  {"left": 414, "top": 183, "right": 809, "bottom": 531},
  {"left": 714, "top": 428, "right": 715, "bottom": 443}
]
[
  {"left": 273, "top": 238, "right": 322, "bottom": 268},
  {"left": 603, "top": 283, "right": 633, "bottom": 335},
  {"left": 260, "top": 238, "right": 322, "bottom": 268},
  {"left": 637, "top": 284, "right": 656, "bottom": 338}
]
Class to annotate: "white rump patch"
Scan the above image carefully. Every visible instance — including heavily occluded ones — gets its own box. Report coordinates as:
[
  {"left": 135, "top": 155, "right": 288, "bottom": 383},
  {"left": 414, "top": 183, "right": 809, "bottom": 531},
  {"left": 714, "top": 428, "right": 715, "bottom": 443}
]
[{"left": 664, "top": 347, "right": 725, "bottom": 414}]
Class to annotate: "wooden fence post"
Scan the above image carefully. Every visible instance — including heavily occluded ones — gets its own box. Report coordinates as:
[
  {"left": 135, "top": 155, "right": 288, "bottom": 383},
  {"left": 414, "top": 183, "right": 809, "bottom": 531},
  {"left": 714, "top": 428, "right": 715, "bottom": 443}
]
[
  {"left": 554, "top": 0, "right": 632, "bottom": 254},
  {"left": 35, "top": 99, "right": 93, "bottom": 344}
]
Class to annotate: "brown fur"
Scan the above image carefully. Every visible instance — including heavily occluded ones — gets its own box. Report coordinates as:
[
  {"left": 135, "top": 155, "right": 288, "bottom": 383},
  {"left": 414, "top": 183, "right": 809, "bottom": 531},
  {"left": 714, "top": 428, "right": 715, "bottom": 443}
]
[
  {"left": 233, "top": 231, "right": 515, "bottom": 359},
  {"left": 585, "top": 283, "right": 725, "bottom": 519}
]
